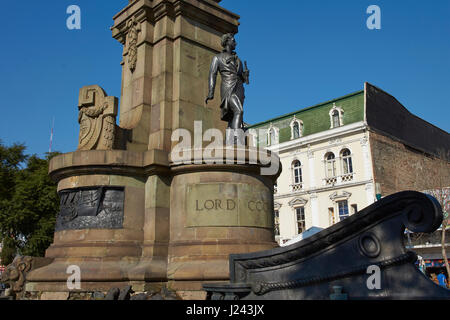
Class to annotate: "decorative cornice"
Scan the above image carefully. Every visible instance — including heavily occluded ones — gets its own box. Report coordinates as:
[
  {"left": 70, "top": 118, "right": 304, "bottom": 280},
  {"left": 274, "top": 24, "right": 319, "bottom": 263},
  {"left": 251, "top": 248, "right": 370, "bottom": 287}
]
[
  {"left": 329, "top": 191, "right": 352, "bottom": 201},
  {"left": 48, "top": 150, "right": 171, "bottom": 181},
  {"left": 288, "top": 197, "right": 308, "bottom": 208}
]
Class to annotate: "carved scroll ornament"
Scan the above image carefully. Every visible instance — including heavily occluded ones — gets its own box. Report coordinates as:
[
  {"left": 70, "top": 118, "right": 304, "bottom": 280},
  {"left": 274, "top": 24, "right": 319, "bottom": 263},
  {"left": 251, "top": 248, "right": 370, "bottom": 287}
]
[{"left": 77, "top": 85, "right": 118, "bottom": 150}]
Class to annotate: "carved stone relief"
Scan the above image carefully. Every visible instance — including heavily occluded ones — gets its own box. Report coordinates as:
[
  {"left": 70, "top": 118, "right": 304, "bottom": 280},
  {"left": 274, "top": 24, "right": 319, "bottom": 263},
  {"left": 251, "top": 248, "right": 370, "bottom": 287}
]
[
  {"left": 0, "top": 256, "right": 53, "bottom": 299},
  {"left": 77, "top": 85, "right": 118, "bottom": 151},
  {"left": 55, "top": 187, "right": 124, "bottom": 231},
  {"left": 127, "top": 17, "right": 141, "bottom": 73}
]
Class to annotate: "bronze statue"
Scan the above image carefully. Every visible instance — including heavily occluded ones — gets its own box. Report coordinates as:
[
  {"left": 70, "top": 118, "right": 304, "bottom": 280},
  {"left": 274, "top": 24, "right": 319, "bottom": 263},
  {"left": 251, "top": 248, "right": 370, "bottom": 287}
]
[{"left": 206, "top": 33, "right": 250, "bottom": 130}]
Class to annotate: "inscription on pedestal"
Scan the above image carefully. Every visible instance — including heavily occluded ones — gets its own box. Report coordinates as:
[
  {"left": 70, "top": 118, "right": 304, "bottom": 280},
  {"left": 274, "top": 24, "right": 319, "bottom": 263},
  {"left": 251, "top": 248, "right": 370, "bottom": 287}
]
[{"left": 186, "top": 183, "right": 273, "bottom": 228}]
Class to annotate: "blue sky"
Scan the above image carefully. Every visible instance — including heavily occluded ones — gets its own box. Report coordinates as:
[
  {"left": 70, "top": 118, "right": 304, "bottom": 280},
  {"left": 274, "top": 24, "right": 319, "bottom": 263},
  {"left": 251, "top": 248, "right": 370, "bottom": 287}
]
[{"left": 1, "top": 0, "right": 449, "bottom": 158}]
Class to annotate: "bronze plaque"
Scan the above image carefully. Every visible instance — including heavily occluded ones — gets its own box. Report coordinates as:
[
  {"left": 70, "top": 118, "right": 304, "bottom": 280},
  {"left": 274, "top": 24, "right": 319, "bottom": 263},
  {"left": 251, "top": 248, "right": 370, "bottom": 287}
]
[{"left": 186, "top": 183, "right": 273, "bottom": 228}]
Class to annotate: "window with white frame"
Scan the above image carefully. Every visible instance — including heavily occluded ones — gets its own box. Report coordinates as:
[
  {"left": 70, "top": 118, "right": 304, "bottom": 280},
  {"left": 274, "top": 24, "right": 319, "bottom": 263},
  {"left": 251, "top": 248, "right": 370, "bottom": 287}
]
[
  {"left": 293, "top": 122, "right": 300, "bottom": 139},
  {"left": 267, "top": 124, "right": 278, "bottom": 146},
  {"left": 295, "top": 207, "right": 306, "bottom": 234},
  {"left": 337, "top": 200, "right": 349, "bottom": 221},
  {"left": 290, "top": 117, "right": 303, "bottom": 140},
  {"left": 332, "top": 110, "right": 340, "bottom": 128},
  {"left": 325, "top": 152, "right": 336, "bottom": 178},
  {"left": 329, "top": 103, "right": 344, "bottom": 128},
  {"left": 292, "top": 160, "right": 302, "bottom": 185},
  {"left": 341, "top": 148, "right": 353, "bottom": 174}
]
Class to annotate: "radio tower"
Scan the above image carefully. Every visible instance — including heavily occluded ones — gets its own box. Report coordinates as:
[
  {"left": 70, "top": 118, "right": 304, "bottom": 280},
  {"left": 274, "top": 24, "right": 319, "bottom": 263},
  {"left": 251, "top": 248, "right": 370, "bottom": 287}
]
[{"left": 49, "top": 117, "right": 55, "bottom": 153}]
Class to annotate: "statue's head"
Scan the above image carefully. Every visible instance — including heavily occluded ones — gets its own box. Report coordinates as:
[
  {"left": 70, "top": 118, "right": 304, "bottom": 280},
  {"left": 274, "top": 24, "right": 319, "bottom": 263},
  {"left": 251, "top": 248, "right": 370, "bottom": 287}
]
[{"left": 221, "top": 33, "right": 236, "bottom": 50}]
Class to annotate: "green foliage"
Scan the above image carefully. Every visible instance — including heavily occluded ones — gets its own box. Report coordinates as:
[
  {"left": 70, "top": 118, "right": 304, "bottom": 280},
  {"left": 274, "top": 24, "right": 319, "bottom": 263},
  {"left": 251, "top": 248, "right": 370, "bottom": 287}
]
[{"left": 0, "top": 140, "right": 60, "bottom": 266}]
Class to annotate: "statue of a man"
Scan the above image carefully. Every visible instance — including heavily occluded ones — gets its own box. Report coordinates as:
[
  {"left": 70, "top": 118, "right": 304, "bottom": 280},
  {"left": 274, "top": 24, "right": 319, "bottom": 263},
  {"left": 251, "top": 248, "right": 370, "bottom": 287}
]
[{"left": 205, "top": 33, "right": 250, "bottom": 130}]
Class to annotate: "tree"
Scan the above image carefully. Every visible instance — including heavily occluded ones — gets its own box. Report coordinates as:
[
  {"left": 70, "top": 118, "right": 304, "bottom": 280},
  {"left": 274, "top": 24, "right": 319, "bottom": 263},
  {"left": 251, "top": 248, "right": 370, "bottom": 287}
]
[
  {"left": 0, "top": 139, "right": 27, "bottom": 200},
  {"left": 0, "top": 140, "right": 60, "bottom": 266}
]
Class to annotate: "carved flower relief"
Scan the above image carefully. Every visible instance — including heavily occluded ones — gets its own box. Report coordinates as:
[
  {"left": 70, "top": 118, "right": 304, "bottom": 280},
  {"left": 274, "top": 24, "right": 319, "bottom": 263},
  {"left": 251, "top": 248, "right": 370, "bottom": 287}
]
[{"left": 127, "top": 18, "right": 141, "bottom": 72}]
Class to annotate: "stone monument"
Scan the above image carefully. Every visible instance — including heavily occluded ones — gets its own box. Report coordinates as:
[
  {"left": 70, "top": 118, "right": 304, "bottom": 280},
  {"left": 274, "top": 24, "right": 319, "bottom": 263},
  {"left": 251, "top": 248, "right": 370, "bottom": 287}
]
[{"left": 25, "top": 0, "right": 281, "bottom": 299}]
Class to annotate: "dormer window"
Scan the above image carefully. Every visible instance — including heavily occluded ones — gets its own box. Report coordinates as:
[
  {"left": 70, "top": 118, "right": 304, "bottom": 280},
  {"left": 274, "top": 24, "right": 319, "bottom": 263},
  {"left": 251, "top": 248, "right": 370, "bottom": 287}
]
[
  {"left": 267, "top": 123, "right": 279, "bottom": 146},
  {"left": 290, "top": 116, "right": 303, "bottom": 140},
  {"left": 332, "top": 110, "right": 340, "bottom": 128},
  {"left": 293, "top": 122, "right": 300, "bottom": 139},
  {"left": 329, "top": 103, "right": 344, "bottom": 128}
]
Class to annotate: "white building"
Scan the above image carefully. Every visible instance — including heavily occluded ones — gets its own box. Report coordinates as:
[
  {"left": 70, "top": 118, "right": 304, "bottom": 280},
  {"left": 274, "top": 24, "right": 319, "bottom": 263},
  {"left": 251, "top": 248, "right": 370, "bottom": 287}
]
[{"left": 249, "top": 82, "right": 450, "bottom": 245}]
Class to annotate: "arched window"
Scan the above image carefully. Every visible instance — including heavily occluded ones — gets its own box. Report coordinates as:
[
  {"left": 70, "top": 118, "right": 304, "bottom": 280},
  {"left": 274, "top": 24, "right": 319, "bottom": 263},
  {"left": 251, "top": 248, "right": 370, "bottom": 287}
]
[
  {"left": 341, "top": 149, "right": 353, "bottom": 174},
  {"left": 293, "top": 122, "right": 300, "bottom": 139},
  {"left": 325, "top": 152, "right": 336, "bottom": 178},
  {"left": 290, "top": 117, "right": 304, "bottom": 140},
  {"left": 270, "top": 129, "right": 276, "bottom": 145},
  {"left": 292, "top": 160, "right": 302, "bottom": 185},
  {"left": 329, "top": 103, "right": 344, "bottom": 128},
  {"left": 332, "top": 110, "right": 340, "bottom": 128},
  {"left": 267, "top": 124, "right": 278, "bottom": 146}
]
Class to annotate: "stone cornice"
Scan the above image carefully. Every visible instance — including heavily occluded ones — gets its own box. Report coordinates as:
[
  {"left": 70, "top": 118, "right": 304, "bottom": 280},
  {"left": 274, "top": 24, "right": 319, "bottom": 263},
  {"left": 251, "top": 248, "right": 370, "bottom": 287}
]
[
  {"left": 48, "top": 147, "right": 282, "bottom": 182},
  {"left": 48, "top": 150, "right": 171, "bottom": 181},
  {"left": 112, "top": 0, "right": 239, "bottom": 44}
]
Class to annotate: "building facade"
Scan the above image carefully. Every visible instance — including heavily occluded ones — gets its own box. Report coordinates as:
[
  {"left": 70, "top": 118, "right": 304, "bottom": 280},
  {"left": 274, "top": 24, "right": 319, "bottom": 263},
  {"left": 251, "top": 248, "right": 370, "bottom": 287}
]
[{"left": 249, "top": 82, "right": 450, "bottom": 246}]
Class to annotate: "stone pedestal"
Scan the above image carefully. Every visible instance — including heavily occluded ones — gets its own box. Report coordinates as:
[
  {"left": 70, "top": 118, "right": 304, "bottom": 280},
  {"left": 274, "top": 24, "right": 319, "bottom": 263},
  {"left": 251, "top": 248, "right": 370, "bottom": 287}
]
[
  {"left": 167, "top": 148, "right": 279, "bottom": 291},
  {"left": 26, "top": 147, "right": 280, "bottom": 295}
]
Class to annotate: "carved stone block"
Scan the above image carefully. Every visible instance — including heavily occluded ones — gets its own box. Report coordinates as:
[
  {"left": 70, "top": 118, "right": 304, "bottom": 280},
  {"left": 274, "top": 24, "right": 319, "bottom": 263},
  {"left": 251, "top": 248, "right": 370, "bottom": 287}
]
[
  {"left": 78, "top": 85, "right": 118, "bottom": 150},
  {"left": 0, "top": 256, "right": 53, "bottom": 299}
]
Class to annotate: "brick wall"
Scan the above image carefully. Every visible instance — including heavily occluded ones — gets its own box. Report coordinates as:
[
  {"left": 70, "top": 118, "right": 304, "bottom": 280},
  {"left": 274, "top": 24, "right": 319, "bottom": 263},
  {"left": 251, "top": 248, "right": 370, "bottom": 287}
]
[
  {"left": 369, "top": 130, "right": 450, "bottom": 197},
  {"left": 365, "top": 83, "right": 450, "bottom": 159}
]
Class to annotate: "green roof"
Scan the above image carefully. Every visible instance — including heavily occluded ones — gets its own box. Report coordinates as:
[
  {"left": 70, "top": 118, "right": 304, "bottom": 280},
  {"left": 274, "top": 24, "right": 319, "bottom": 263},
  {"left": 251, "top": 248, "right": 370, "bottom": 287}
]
[{"left": 249, "top": 89, "right": 365, "bottom": 146}]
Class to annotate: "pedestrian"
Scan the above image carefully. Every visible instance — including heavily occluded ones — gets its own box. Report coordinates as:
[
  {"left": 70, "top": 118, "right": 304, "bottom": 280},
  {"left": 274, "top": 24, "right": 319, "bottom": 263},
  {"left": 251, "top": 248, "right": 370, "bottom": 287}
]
[
  {"left": 437, "top": 271, "right": 448, "bottom": 288},
  {"left": 431, "top": 273, "right": 439, "bottom": 285}
]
